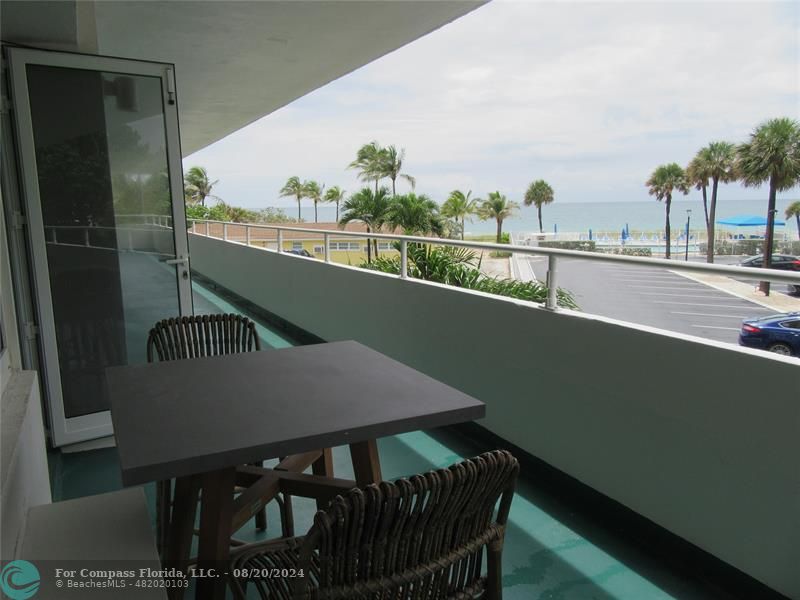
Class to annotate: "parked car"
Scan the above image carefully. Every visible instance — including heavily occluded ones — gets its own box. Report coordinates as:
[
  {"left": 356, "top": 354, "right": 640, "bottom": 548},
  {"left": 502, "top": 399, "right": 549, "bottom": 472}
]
[
  {"left": 738, "top": 254, "right": 800, "bottom": 294},
  {"left": 739, "top": 312, "right": 800, "bottom": 356},
  {"left": 287, "top": 248, "right": 313, "bottom": 258}
]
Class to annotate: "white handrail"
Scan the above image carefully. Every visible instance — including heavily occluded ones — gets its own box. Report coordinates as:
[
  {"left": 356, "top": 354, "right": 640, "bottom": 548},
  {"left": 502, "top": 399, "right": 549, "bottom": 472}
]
[{"left": 188, "top": 218, "right": 800, "bottom": 284}]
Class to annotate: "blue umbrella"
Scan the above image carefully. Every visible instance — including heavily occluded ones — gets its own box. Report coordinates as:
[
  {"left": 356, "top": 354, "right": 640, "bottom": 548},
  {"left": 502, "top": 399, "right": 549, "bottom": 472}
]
[{"left": 716, "top": 215, "right": 785, "bottom": 227}]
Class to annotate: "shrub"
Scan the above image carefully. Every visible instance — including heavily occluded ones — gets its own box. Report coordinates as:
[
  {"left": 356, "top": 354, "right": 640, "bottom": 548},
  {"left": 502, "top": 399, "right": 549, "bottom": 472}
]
[
  {"left": 362, "top": 243, "right": 578, "bottom": 309},
  {"left": 599, "top": 247, "right": 652, "bottom": 257},
  {"left": 539, "top": 240, "right": 597, "bottom": 252}
]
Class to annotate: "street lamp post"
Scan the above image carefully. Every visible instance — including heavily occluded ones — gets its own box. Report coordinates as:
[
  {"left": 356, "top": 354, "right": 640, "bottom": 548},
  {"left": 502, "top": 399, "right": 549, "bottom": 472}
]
[{"left": 684, "top": 209, "right": 691, "bottom": 262}]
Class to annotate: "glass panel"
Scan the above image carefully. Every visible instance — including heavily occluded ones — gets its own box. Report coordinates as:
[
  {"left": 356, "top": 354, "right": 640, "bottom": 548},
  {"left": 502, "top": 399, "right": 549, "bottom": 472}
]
[{"left": 26, "top": 65, "right": 180, "bottom": 418}]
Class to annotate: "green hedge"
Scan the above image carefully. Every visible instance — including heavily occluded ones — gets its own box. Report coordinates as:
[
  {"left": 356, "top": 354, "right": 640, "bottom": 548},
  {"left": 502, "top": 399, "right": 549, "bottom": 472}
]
[
  {"left": 599, "top": 247, "right": 653, "bottom": 257},
  {"left": 538, "top": 240, "right": 596, "bottom": 251},
  {"left": 700, "top": 240, "right": 800, "bottom": 256}
]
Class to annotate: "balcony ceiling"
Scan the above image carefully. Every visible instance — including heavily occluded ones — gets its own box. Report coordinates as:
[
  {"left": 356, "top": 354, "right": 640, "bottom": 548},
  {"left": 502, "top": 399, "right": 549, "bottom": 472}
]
[{"left": 1, "top": 0, "right": 484, "bottom": 155}]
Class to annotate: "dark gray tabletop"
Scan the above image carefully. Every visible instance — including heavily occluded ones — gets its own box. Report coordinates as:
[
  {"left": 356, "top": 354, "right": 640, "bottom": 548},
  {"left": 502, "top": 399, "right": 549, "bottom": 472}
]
[{"left": 107, "top": 340, "right": 485, "bottom": 486}]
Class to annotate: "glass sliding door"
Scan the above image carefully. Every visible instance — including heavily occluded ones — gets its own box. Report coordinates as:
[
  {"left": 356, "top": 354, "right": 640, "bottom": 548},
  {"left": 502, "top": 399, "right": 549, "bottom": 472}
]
[{"left": 7, "top": 48, "right": 192, "bottom": 446}]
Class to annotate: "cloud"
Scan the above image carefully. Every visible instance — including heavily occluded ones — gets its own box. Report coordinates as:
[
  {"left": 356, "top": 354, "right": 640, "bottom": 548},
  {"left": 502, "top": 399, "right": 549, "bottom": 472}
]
[{"left": 186, "top": 0, "right": 799, "bottom": 210}]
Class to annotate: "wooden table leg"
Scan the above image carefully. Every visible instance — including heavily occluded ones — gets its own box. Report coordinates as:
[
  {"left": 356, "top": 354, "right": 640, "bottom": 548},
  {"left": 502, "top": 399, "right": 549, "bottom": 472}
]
[
  {"left": 349, "top": 440, "right": 382, "bottom": 487},
  {"left": 195, "top": 467, "right": 236, "bottom": 600},
  {"left": 311, "top": 448, "right": 334, "bottom": 509},
  {"left": 165, "top": 475, "right": 201, "bottom": 600}
]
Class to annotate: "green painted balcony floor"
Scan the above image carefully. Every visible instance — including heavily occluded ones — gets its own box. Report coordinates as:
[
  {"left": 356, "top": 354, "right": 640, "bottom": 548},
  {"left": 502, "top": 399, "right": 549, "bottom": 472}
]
[{"left": 47, "top": 278, "right": 737, "bottom": 599}]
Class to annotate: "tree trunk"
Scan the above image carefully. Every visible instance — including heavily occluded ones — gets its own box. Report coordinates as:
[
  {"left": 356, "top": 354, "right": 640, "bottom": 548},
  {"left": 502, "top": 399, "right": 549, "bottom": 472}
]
[
  {"left": 374, "top": 238, "right": 379, "bottom": 257},
  {"left": 496, "top": 219, "right": 502, "bottom": 244},
  {"left": 366, "top": 225, "right": 372, "bottom": 263},
  {"left": 538, "top": 206, "right": 543, "bottom": 233},
  {"left": 664, "top": 195, "right": 672, "bottom": 259},
  {"left": 392, "top": 178, "right": 396, "bottom": 196},
  {"left": 461, "top": 216, "right": 465, "bottom": 240},
  {"left": 336, "top": 202, "right": 339, "bottom": 222},
  {"left": 706, "top": 178, "right": 718, "bottom": 263},
  {"left": 701, "top": 185, "right": 709, "bottom": 228},
  {"left": 795, "top": 214, "right": 799, "bottom": 240},
  {"left": 314, "top": 200, "right": 318, "bottom": 223},
  {"left": 297, "top": 197, "right": 301, "bottom": 221},
  {"left": 759, "top": 181, "right": 777, "bottom": 295},
  {"left": 374, "top": 179, "right": 378, "bottom": 195}
]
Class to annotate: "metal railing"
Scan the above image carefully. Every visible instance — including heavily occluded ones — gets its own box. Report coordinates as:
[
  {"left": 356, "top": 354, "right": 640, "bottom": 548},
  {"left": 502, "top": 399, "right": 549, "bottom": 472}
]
[{"left": 188, "top": 219, "right": 800, "bottom": 310}]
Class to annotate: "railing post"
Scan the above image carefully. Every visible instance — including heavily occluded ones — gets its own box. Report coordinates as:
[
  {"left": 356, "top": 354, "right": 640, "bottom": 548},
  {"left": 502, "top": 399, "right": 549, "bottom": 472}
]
[
  {"left": 51, "top": 228, "right": 57, "bottom": 244},
  {"left": 128, "top": 230, "right": 133, "bottom": 251},
  {"left": 205, "top": 221, "right": 210, "bottom": 236},
  {"left": 223, "top": 222, "right": 228, "bottom": 241},
  {"left": 246, "top": 225, "right": 251, "bottom": 247},
  {"left": 324, "top": 233, "right": 330, "bottom": 262},
  {"left": 84, "top": 228, "right": 90, "bottom": 247},
  {"left": 277, "top": 229, "right": 283, "bottom": 253},
  {"left": 545, "top": 255, "right": 558, "bottom": 310},
  {"left": 400, "top": 240, "right": 408, "bottom": 279}
]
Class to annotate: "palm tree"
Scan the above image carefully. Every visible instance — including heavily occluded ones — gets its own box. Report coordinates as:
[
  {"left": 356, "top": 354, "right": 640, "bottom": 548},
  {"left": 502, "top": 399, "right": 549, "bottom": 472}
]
[
  {"left": 279, "top": 176, "right": 305, "bottom": 221},
  {"left": 737, "top": 117, "right": 800, "bottom": 293},
  {"left": 686, "top": 149, "right": 711, "bottom": 227},
  {"left": 699, "top": 142, "right": 736, "bottom": 263},
  {"left": 385, "top": 193, "right": 443, "bottom": 236},
  {"left": 646, "top": 163, "right": 689, "bottom": 259},
  {"left": 380, "top": 145, "right": 416, "bottom": 195},
  {"left": 324, "top": 186, "right": 346, "bottom": 222},
  {"left": 348, "top": 142, "right": 384, "bottom": 194},
  {"left": 523, "top": 180, "right": 555, "bottom": 233},
  {"left": 786, "top": 201, "right": 800, "bottom": 240},
  {"left": 339, "top": 186, "right": 392, "bottom": 263},
  {"left": 478, "top": 192, "right": 519, "bottom": 243},
  {"left": 183, "top": 166, "right": 220, "bottom": 206},
  {"left": 303, "top": 180, "right": 324, "bottom": 223},
  {"left": 441, "top": 190, "right": 478, "bottom": 240}
]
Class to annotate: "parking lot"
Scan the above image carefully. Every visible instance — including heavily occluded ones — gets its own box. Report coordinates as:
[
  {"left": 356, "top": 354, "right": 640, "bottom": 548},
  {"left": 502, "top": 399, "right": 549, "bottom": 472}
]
[{"left": 524, "top": 256, "right": 780, "bottom": 344}]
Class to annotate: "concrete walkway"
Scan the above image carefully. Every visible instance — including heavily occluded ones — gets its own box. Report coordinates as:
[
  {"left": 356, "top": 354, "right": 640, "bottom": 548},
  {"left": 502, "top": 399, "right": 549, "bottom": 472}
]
[{"left": 674, "top": 270, "right": 800, "bottom": 313}]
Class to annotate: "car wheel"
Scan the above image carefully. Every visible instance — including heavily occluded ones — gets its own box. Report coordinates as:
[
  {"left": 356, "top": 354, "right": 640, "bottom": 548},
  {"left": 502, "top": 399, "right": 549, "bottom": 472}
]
[{"left": 767, "top": 343, "right": 793, "bottom": 356}]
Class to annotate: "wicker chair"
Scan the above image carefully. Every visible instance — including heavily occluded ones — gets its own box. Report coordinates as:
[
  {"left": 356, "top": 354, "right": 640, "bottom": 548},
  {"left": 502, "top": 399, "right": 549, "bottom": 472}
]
[
  {"left": 229, "top": 449, "right": 519, "bottom": 600},
  {"left": 146, "top": 314, "right": 313, "bottom": 555}
]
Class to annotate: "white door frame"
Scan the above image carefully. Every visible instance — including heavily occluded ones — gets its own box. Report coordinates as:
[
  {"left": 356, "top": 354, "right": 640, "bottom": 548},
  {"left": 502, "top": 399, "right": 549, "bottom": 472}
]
[{"left": 6, "top": 47, "right": 192, "bottom": 446}]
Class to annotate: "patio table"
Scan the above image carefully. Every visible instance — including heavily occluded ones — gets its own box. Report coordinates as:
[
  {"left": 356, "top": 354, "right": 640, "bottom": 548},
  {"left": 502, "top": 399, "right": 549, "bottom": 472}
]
[{"left": 106, "top": 340, "right": 485, "bottom": 600}]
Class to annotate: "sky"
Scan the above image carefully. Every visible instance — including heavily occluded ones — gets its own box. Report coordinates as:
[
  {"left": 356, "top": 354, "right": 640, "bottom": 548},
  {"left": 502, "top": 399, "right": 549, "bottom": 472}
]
[{"left": 184, "top": 0, "right": 799, "bottom": 211}]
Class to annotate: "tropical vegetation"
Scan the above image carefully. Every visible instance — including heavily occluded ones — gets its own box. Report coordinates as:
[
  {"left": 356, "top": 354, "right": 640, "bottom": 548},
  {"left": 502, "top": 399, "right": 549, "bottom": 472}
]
[
  {"left": 338, "top": 186, "right": 392, "bottom": 263},
  {"left": 686, "top": 142, "right": 736, "bottom": 263},
  {"left": 385, "top": 193, "right": 443, "bottom": 236},
  {"left": 645, "top": 163, "right": 689, "bottom": 259},
  {"left": 279, "top": 176, "right": 306, "bottom": 221},
  {"left": 441, "top": 190, "right": 478, "bottom": 240},
  {"left": 523, "top": 179, "right": 555, "bottom": 233},
  {"left": 184, "top": 166, "right": 220, "bottom": 206},
  {"left": 478, "top": 192, "right": 519, "bottom": 243},
  {"left": 303, "top": 180, "right": 324, "bottom": 223},
  {"left": 348, "top": 141, "right": 416, "bottom": 195},
  {"left": 736, "top": 117, "right": 800, "bottom": 291},
  {"left": 786, "top": 201, "right": 800, "bottom": 239},
  {"left": 185, "top": 202, "right": 293, "bottom": 224},
  {"left": 363, "top": 243, "right": 577, "bottom": 309},
  {"left": 324, "top": 186, "right": 346, "bottom": 222}
]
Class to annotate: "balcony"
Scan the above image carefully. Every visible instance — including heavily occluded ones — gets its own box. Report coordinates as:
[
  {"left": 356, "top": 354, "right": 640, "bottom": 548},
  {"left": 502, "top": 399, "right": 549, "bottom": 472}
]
[{"left": 1, "top": 2, "right": 798, "bottom": 598}]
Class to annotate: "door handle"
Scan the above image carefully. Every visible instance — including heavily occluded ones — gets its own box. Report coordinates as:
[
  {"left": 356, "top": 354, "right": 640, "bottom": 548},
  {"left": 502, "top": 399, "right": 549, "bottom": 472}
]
[{"left": 164, "top": 257, "right": 188, "bottom": 265}]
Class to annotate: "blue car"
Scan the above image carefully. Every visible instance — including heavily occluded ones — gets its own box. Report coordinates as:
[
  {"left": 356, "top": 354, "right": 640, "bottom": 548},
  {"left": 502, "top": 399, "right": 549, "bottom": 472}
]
[{"left": 739, "top": 312, "right": 800, "bottom": 356}]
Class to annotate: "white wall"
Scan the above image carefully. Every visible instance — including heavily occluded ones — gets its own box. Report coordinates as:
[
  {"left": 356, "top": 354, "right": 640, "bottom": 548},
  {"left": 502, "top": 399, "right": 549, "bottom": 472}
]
[
  {"left": 190, "top": 234, "right": 800, "bottom": 598},
  {"left": 0, "top": 371, "right": 51, "bottom": 560}
]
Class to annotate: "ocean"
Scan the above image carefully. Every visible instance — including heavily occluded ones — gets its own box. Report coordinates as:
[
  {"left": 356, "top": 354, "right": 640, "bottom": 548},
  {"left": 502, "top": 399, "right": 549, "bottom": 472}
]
[{"left": 262, "top": 197, "right": 799, "bottom": 237}]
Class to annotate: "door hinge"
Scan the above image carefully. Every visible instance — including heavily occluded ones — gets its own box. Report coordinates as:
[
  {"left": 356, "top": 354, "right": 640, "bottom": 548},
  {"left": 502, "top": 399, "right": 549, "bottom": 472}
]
[
  {"left": 11, "top": 211, "right": 26, "bottom": 229},
  {"left": 23, "top": 322, "right": 38, "bottom": 340}
]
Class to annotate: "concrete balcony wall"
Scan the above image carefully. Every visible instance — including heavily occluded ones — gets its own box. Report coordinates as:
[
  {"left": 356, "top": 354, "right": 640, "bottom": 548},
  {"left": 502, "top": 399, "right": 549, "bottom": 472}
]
[{"left": 190, "top": 234, "right": 800, "bottom": 598}]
